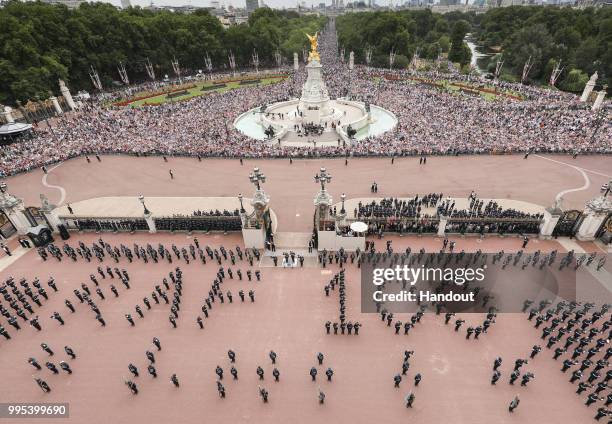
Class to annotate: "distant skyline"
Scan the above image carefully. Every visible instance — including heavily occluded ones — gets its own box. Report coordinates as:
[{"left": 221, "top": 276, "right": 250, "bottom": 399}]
[{"left": 101, "top": 0, "right": 332, "bottom": 10}]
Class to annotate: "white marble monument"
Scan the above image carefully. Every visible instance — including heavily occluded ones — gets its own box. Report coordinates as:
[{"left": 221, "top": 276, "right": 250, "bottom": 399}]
[
  {"left": 2, "top": 106, "right": 15, "bottom": 124},
  {"left": 592, "top": 86, "right": 607, "bottom": 111},
  {"left": 576, "top": 194, "right": 612, "bottom": 241},
  {"left": 234, "top": 32, "right": 397, "bottom": 147},
  {"left": 580, "top": 72, "right": 598, "bottom": 102},
  {"left": 59, "top": 79, "right": 77, "bottom": 110},
  {"left": 50, "top": 96, "right": 62, "bottom": 115}
]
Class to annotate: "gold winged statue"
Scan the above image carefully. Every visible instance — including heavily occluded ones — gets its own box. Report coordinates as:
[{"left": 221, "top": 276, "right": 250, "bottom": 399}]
[{"left": 306, "top": 32, "right": 320, "bottom": 63}]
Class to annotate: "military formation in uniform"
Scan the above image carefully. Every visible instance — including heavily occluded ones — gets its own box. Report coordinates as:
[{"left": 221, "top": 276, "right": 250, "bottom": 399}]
[{"left": 1, "top": 228, "right": 611, "bottom": 419}]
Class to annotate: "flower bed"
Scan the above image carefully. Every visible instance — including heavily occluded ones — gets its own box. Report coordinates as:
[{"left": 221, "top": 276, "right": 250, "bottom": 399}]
[{"left": 114, "top": 84, "right": 197, "bottom": 106}]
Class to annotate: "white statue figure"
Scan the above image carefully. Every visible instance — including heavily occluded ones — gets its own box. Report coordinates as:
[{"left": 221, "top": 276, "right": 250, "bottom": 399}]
[{"left": 40, "top": 194, "right": 51, "bottom": 210}]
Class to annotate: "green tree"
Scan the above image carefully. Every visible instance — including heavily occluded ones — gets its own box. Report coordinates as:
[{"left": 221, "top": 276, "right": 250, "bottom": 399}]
[
  {"left": 448, "top": 20, "right": 471, "bottom": 66},
  {"left": 560, "top": 68, "right": 589, "bottom": 92}
]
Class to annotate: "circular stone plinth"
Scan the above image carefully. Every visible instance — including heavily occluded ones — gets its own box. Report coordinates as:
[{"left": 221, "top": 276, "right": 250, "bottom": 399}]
[{"left": 234, "top": 99, "right": 397, "bottom": 146}]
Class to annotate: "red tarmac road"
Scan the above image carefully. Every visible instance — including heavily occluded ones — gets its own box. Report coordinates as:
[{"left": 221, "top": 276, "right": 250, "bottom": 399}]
[{"left": 6, "top": 154, "right": 611, "bottom": 232}]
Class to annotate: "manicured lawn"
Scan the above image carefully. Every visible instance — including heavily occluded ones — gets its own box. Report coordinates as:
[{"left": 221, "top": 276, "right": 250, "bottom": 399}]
[{"left": 125, "top": 76, "right": 286, "bottom": 107}]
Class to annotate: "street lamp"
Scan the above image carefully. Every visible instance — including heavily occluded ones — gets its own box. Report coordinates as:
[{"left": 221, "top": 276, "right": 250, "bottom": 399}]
[
  {"left": 238, "top": 193, "right": 245, "bottom": 213},
  {"left": 341, "top": 193, "right": 346, "bottom": 214},
  {"left": 138, "top": 195, "right": 150, "bottom": 215},
  {"left": 249, "top": 167, "right": 266, "bottom": 191},
  {"left": 314, "top": 167, "right": 332, "bottom": 191}
]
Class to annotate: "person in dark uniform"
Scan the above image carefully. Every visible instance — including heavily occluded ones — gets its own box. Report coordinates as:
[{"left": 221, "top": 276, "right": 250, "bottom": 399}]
[
  {"left": 35, "top": 378, "right": 51, "bottom": 393},
  {"left": 257, "top": 366, "right": 264, "bottom": 380},
  {"left": 171, "top": 374, "right": 179, "bottom": 387},
  {"left": 28, "top": 357, "right": 42, "bottom": 370},
  {"left": 317, "top": 352, "right": 324, "bottom": 365},
  {"left": 125, "top": 380, "right": 138, "bottom": 395},
  {"left": 216, "top": 365, "right": 224, "bottom": 380},
  {"left": 562, "top": 359, "right": 577, "bottom": 372},
  {"left": 491, "top": 370, "right": 501, "bottom": 385},
  {"left": 595, "top": 407, "right": 611, "bottom": 421},
  {"left": 405, "top": 393, "right": 415, "bottom": 408},
  {"left": 46, "top": 362, "right": 59, "bottom": 374},
  {"left": 326, "top": 368, "right": 334, "bottom": 381},
  {"left": 455, "top": 319, "right": 465, "bottom": 332},
  {"left": 51, "top": 312, "right": 64, "bottom": 325},
  {"left": 414, "top": 373, "right": 422, "bottom": 386},
  {"left": 126, "top": 314, "right": 135, "bottom": 326},
  {"left": 310, "top": 367, "right": 318, "bottom": 381},
  {"left": 147, "top": 364, "right": 157, "bottom": 378},
  {"left": 586, "top": 392, "right": 602, "bottom": 407},
  {"left": 59, "top": 361, "right": 72, "bottom": 374},
  {"left": 551, "top": 346, "right": 566, "bottom": 360},
  {"left": 509, "top": 370, "right": 520, "bottom": 385},
  {"left": 570, "top": 369, "right": 583, "bottom": 383},
  {"left": 318, "top": 389, "right": 325, "bottom": 404},
  {"left": 513, "top": 359, "right": 528, "bottom": 371},
  {"left": 64, "top": 346, "right": 76, "bottom": 359},
  {"left": 228, "top": 350, "right": 236, "bottom": 363},
  {"left": 217, "top": 381, "right": 225, "bottom": 398},
  {"left": 520, "top": 373, "right": 534, "bottom": 386},
  {"left": 41, "top": 343, "right": 54, "bottom": 356},
  {"left": 96, "top": 314, "right": 106, "bottom": 326},
  {"left": 230, "top": 366, "right": 238, "bottom": 380},
  {"left": 96, "top": 288, "right": 105, "bottom": 300},
  {"left": 146, "top": 350, "right": 155, "bottom": 363},
  {"left": 273, "top": 368, "right": 280, "bottom": 382},
  {"left": 466, "top": 327, "right": 474, "bottom": 339},
  {"left": 65, "top": 300, "right": 75, "bottom": 313},
  {"left": 577, "top": 382, "right": 593, "bottom": 394},
  {"left": 153, "top": 337, "right": 161, "bottom": 351},
  {"left": 197, "top": 316, "right": 204, "bottom": 329},
  {"left": 509, "top": 395, "right": 520, "bottom": 412},
  {"left": 259, "top": 386, "right": 268, "bottom": 403},
  {"left": 394, "top": 374, "right": 402, "bottom": 387},
  {"left": 128, "top": 363, "right": 139, "bottom": 377},
  {"left": 493, "top": 357, "right": 502, "bottom": 371},
  {"left": 269, "top": 351, "right": 277, "bottom": 364}
]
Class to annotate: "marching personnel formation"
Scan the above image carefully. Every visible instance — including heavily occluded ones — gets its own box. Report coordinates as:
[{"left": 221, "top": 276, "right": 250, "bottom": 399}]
[
  {"left": 323, "top": 270, "right": 362, "bottom": 336},
  {"left": 123, "top": 337, "right": 181, "bottom": 394},
  {"left": 526, "top": 299, "right": 612, "bottom": 419},
  {"left": 26, "top": 343, "right": 77, "bottom": 392},
  {"left": 0, "top": 237, "right": 268, "bottom": 400},
  {"left": 3, "top": 229, "right": 611, "bottom": 420}
]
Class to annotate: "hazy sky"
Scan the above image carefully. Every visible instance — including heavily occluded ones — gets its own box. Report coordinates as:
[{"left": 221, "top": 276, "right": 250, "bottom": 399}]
[{"left": 104, "top": 0, "right": 328, "bottom": 10}]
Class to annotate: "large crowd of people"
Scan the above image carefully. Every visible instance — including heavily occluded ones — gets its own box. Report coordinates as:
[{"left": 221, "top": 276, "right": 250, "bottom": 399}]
[{"left": 0, "top": 25, "right": 609, "bottom": 177}]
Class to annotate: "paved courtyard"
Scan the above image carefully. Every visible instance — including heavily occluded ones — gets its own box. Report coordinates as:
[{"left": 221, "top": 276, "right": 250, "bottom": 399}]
[
  {"left": 0, "top": 232, "right": 607, "bottom": 424},
  {"left": 0, "top": 154, "right": 610, "bottom": 424}
]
